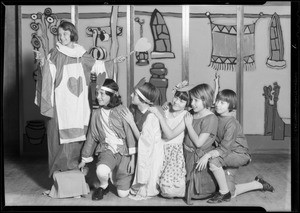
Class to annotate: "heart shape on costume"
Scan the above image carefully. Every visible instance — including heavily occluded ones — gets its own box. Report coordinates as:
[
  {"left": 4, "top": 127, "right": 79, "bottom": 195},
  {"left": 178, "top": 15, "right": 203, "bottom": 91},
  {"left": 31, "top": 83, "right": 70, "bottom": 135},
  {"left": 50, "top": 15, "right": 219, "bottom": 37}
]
[
  {"left": 67, "top": 76, "right": 83, "bottom": 97},
  {"left": 96, "top": 72, "right": 107, "bottom": 88}
]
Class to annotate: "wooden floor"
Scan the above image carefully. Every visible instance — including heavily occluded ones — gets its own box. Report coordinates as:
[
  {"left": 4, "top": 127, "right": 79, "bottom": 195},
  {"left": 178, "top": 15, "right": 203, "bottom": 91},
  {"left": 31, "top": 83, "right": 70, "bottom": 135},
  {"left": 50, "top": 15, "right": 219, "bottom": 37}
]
[{"left": 3, "top": 152, "right": 291, "bottom": 212}]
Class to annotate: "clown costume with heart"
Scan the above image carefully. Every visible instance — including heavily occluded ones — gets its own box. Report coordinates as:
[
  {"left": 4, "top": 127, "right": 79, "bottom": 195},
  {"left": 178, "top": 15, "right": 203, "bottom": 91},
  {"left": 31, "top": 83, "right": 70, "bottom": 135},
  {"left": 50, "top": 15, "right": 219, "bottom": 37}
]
[{"left": 37, "top": 41, "right": 110, "bottom": 178}]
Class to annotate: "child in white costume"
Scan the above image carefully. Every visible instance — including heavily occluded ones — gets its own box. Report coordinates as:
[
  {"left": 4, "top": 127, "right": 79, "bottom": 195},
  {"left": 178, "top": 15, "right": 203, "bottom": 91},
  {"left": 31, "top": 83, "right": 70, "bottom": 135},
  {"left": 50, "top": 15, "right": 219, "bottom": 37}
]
[{"left": 120, "top": 80, "right": 163, "bottom": 200}]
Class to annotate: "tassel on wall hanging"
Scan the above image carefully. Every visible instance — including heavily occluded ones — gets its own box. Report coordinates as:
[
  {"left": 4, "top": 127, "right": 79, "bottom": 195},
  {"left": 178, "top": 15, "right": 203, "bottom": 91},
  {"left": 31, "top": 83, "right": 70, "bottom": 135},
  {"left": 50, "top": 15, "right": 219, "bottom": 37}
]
[
  {"left": 266, "top": 13, "right": 286, "bottom": 69},
  {"left": 207, "top": 12, "right": 261, "bottom": 71}
]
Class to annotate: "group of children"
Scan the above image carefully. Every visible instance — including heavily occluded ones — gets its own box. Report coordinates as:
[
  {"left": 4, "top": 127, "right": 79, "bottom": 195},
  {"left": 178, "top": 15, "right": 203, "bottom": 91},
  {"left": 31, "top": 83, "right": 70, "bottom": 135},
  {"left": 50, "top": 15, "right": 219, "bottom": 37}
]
[
  {"left": 77, "top": 74, "right": 275, "bottom": 204},
  {"left": 36, "top": 20, "right": 274, "bottom": 204}
]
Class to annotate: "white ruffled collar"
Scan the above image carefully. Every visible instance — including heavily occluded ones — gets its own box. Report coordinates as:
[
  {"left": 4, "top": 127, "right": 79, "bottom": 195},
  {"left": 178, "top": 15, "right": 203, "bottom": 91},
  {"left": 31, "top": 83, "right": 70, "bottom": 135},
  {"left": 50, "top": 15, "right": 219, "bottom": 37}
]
[{"left": 56, "top": 42, "right": 86, "bottom": 58}]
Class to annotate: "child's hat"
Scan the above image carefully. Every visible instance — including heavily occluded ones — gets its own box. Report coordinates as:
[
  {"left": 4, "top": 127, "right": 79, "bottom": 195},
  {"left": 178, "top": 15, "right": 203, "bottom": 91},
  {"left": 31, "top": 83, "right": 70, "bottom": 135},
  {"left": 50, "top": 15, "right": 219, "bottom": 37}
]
[{"left": 172, "top": 80, "right": 196, "bottom": 93}]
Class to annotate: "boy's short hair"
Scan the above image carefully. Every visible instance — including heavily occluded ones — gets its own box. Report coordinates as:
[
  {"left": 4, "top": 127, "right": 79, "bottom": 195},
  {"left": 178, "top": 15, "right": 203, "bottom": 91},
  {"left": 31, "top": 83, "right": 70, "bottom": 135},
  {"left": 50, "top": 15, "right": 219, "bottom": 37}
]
[
  {"left": 216, "top": 89, "right": 237, "bottom": 112},
  {"left": 137, "top": 82, "right": 160, "bottom": 106},
  {"left": 58, "top": 20, "right": 78, "bottom": 42},
  {"left": 101, "top": 78, "right": 122, "bottom": 108},
  {"left": 174, "top": 91, "right": 190, "bottom": 107},
  {"left": 190, "top": 83, "right": 214, "bottom": 108}
]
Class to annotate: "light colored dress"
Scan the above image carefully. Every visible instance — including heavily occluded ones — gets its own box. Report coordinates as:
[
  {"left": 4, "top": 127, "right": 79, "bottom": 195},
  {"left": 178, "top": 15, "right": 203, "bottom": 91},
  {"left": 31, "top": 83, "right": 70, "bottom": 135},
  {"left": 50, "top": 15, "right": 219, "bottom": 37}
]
[
  {"left": 159, "top": 110, "right": 187, "bottom": 198},
  {"left": 130, "top": 112, "right": 164, "bottom": 200}
]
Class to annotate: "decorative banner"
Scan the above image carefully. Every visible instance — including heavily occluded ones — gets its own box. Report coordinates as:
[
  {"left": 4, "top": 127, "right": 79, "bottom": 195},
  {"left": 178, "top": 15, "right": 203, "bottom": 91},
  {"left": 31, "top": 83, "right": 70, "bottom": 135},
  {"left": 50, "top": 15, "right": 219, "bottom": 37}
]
[
  {"left": 207, "top": 13, "right": 260, "bottom": 71},
  {"left": 266, "top": 13, "right": 286, "bottom": 69}
]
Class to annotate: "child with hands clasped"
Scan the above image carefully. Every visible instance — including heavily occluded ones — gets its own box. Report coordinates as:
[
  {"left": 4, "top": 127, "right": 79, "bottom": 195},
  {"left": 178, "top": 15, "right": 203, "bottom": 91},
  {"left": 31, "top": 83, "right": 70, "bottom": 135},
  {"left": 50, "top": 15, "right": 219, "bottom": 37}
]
[
  {"left": 78, "top": 78, "right": 136, "bottom": 201},
  {"left": 196, "top": 89, "right": 274, "bottom": 204}
]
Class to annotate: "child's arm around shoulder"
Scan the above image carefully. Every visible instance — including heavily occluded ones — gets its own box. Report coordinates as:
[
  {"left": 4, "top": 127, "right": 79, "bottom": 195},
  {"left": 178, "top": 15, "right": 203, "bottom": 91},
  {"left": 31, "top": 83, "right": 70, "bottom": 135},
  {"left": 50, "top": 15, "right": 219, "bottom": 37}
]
[{"left": 148, "top": 106, "right": 186, "bottom": 140}]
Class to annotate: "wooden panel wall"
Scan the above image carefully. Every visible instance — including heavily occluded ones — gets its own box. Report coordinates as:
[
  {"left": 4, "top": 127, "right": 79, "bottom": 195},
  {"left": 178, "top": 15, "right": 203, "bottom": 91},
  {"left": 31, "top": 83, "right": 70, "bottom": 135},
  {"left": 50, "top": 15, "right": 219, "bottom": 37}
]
[{"left": 3, "top": 5, "right": 20, "bottom": 156}]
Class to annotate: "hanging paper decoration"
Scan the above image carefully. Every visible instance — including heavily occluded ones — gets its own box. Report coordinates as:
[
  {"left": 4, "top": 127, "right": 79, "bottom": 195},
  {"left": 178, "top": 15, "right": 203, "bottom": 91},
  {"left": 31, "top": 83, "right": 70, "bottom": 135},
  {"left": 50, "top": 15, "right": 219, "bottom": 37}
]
[
  {"left": 207, "top": 12, "right": 260, "bottom": 71},
  {"left": 266, "top": 13, "right": 286, "bottom": 69},
  {"left": 30, "top": 8, "right": 59, "bottom": 56},
  {"left": 89, "top": 29, "right": 107, "bottom": 60},
  {"left": 135, "top": 17, "right": 150, "bottom": 66}
]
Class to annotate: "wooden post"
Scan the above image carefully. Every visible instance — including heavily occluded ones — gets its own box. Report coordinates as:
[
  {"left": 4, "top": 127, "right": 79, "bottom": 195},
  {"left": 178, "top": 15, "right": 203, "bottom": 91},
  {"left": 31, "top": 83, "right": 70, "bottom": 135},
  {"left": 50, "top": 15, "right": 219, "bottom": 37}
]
[
  {"left": 182, "top": 5, "right": 189, "bottom": 81},
  {"left": 127, "top": 5, "right": 134, "bottom": 107},
  {"left": 17, "top": 6, "right": 24, "bottom": 156},
  {"left": 236, "top": 5, "right": 244, "bottom": 126},
  {"left": 71, "top": 5, "right": 78, "bottom": 30}
]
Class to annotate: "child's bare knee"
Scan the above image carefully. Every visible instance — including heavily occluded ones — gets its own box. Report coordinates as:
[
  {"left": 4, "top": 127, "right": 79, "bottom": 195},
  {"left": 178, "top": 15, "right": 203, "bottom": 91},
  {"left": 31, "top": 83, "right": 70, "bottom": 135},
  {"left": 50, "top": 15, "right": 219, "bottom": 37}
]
[
  {"left": 96, "top": 164, "right": 111, "bottom": 177},
  {"left": 117, "top": 189, "right": 129, "bottom": 198}
]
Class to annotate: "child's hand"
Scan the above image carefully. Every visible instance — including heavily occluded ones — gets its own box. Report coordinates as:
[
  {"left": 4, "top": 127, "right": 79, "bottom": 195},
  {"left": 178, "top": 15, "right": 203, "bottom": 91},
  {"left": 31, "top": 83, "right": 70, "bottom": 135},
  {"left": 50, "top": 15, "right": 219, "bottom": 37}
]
[
  {"left": 184, "top": 112, "right": 193, "bottom": 127},
  {"left": 214, "top": 72, "right": 220, "bottom": 84},
  {"left": 162, "top": 102, "right": 170, "bottom": 111},
  {"left": 127, "top": 157, "right": 135, "bottom": 174},
  {"left": 90, "top": 73, "right": 97, "bottom": 82},
  {"left": 78, "top": 161, "right": 86, "bottom": 172},
  {"left": 120, "top": 108, "right": 135, "bottom": 125},
  {"left": 195, "top": 153, "right": 210, "bottom": 171},
  {"left": 114, "top": 55, "right": 126, "bottom": 63},
  {"left": 33, "top": 50, "right": 45, "bottom": 66}
]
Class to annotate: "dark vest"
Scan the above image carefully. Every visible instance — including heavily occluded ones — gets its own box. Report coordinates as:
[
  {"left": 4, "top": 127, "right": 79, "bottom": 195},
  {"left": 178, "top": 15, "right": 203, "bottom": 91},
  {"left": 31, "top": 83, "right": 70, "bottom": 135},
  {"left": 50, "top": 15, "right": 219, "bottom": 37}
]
[{"left": 129, "top": 104, "right": 151, "bottom": 132}]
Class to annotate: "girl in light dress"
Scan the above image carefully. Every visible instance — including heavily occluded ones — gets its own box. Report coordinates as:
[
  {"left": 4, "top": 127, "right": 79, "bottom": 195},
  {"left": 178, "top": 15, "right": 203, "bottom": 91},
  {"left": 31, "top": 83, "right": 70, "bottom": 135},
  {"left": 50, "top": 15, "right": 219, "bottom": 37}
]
[{"left": 148, "top": 81, "right": 192, "bottom": 198}]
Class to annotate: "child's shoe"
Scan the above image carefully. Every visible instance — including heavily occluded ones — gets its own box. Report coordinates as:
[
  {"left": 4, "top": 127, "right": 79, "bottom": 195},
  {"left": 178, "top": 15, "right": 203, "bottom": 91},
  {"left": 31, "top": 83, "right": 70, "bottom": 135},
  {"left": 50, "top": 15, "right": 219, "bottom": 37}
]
[
  {"left": 92, "top": 187, "right": 109, "bottom": 201},
  {"left": 207, "top": 191, "right": 231, "bottom": 203},
  {"left": 255, "top": 175, "right": 275, "bottom": 192}
]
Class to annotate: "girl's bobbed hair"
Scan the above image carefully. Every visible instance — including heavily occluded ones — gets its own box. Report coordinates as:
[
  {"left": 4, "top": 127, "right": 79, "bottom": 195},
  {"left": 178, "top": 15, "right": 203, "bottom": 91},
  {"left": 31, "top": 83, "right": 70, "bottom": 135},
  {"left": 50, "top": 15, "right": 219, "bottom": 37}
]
[
  {"left": 216, "top": 89, "right": 237, "bottom": 112},
  {"left": 137, "top": 82, "right": 160, "bottom": 106},
  {"left": 190, "top": 83, "right": 214, "bottom": 109},
  {"left": 174, "top": 90, "right": 190, "bottom": 107},
  {"left": 101, "top": 78, "right": 122, "bottom": 109},
  {"left": 58, "top": 20, "right": 78, "bottom": 42}
]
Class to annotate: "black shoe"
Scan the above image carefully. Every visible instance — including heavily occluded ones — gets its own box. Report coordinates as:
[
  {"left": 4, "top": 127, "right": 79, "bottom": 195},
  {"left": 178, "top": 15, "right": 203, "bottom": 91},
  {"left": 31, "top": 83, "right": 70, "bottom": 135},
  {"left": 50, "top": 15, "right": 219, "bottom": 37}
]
[
  {"left": 255, "top": 175, "right": 275, "bottom": 192},
  {"left": 207, "top": 192, "right": 231, "bottom": 203},
  {"left": 92, "top": 187, "right": 109, "bottom": 201}
]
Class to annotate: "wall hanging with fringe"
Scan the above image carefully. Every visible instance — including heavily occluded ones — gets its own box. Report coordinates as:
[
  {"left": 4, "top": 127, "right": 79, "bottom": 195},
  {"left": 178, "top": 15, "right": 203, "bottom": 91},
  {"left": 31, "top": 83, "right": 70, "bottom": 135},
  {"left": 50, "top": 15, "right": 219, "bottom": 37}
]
[{"left": 207, "top": 12, "right": 261, "bottom": 72}]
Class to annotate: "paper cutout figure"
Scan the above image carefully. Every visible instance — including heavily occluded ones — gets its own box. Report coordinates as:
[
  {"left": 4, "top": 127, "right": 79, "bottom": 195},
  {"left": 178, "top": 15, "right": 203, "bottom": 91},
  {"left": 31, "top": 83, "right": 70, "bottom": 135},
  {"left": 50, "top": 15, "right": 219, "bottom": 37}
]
[
  {"left": 266, "top": 13, "right": 286, "bottom": 69},
  {"left": 150, "top": 9, "right": 175, "bottom": 59},
  {"left": 263, "top": 82, "right": 290, "bottom": 140},
  {"left": 149, "top": 63, "right": 168, "bottom": 105},
  {"left": 135, "top": 37, "right": 152, "bottom": 52},
  {"left": 135, "top": 17, "right": 150, "bottom": 66}
]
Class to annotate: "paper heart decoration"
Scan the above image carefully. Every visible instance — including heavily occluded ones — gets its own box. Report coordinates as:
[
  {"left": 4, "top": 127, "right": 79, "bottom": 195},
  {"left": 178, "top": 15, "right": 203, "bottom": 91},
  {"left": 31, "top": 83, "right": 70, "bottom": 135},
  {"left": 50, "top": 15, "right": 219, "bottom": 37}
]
[
  {"left": 96, "top": 72, "right": 107, "bottom": 88},
  {"left": 135, "top": 37, "right": 151, "bottom": 52},
  {"left": 67, "top": 77, "right": 83, "bottom": 97}
]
